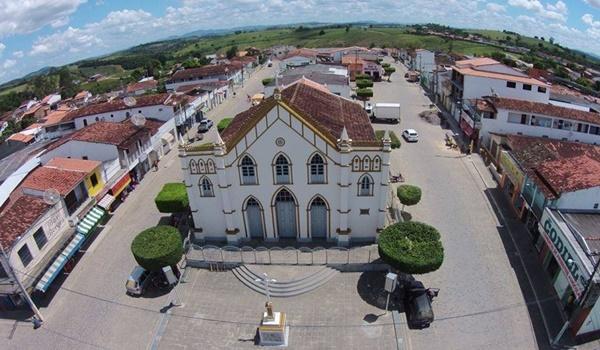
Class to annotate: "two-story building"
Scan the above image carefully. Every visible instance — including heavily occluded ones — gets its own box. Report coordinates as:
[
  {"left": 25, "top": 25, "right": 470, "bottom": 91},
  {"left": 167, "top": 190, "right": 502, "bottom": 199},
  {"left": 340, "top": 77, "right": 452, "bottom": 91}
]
[
  {"left": 449, "top": 57, "right": 549, "bottom": 123},
  {"left": 165, "top": 64, "right": 242, "bottom": 91},
  {"left": 468, "top": 96, "right": 600, "bottom": 148},
  {"left": 411, "top": 49, "right": 436, "bottom": 74},
  {"left": 264, "top": 73, "right": 350, "bottom": 98},
  {"left": 180, "top": 81, "right": 392, "bottom": 246}
]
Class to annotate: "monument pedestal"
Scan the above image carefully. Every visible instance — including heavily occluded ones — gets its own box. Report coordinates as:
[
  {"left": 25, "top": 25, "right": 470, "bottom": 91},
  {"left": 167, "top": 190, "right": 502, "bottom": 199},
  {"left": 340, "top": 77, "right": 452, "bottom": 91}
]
[{"left": 258, "top": 311, "right": 289, "bottom": 346}]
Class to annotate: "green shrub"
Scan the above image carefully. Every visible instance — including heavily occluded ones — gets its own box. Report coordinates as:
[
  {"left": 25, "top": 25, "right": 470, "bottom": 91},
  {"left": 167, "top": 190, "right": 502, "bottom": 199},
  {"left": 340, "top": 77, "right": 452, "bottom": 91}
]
[
  {"left": 131, "top": 225, "right": 183, "bottom": 271},
  {"left": 154, "top": 183, "right": 189, "bottom": 213},
  {"left": 382, "top": 63, "right": 391, "bottom": 68},
  {"left": 262, "top": 77, "right": 274, "bottom": 86},
  {"left": 217, "top": 118, "right": 233, "bottom": 132},
  {"left": 378, "top": 221, "right": 444, "bottom": 274},
  {"left": 355, "top": 73, "right": 372, "bottom": 81},
  {"left": 356, "top": 88, "right": 373, "bottom": 98},
  {"left": 397, "top": 184, "right": 422, "bottom": 210},
  {"left": 356, "top": 79, "right": 373, "bottom": 89},
  {"left": 375, "top": 130, "right": 401, "bottom": 149}
]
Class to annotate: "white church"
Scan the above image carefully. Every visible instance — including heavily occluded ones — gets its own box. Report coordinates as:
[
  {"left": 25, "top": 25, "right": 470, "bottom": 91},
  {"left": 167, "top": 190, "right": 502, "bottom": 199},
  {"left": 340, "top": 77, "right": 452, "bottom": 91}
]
[{"left": 180, "top": 79, "right": 392, "bottom": 245}]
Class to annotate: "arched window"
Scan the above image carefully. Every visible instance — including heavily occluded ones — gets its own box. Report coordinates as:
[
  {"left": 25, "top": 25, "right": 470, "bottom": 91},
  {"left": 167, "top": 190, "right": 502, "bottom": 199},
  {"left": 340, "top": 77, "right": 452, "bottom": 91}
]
[
  {"left": 362, "top": 156, "right": 371, "bottom": 171},
  {"left": 189, "top": 159, "right": 199, "bottom": 174},
  {"left": 240, "top": 155, "right": 257, "bottom": 185},
  {"left": 358, "top": 174, "right": 374, "bottom": 196},
  {"left": 206, "top": 159, "right": 216, "bottom": 173},
  {"left": 372, "top": 156, "right": 381, "bottom": 172},
  {"left": 352, "top": 156, "right": 361, "bottom": 172},
  {"left": 199, "top": 177, "right": 214, "bottom": 197},
  {"left": 309, "top": 153, "right": 326, "bottom": 184},
  {"left": 274, "top": 154, "right": 291, "bottom": 184},
  {"left": 198, "top": 159, "right": 206, "bottom": 173}
]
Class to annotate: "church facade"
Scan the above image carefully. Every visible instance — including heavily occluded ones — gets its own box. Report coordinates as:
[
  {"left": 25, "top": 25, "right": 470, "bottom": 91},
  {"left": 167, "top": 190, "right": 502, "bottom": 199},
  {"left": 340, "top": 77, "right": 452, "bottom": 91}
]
[{"left": 180, "top": 81, "right": 392, "bottom": 245}]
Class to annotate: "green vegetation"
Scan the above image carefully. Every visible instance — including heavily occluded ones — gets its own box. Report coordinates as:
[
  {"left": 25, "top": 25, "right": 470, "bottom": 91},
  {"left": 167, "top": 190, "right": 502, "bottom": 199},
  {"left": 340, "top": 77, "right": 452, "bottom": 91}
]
[
  {"left": 217, "top": 118, "right": 233, "bottom": 132},
  {"left": 397, "top": 184, "right": 422, "bottom": 211},
  {"left": 154, "top": 183, "right": 189, "bottom": 213},
  {"left": 355, "top": 79, "right": 373, "bottom": 89},
  {"left": 378, "top": 221, "right": 444, "bottom": 274},
  {"left": 375, "top": 130, "right": 401, "bottom": 149},
  {"left": 131, "top": 225, "right": 183, "bottom": 271},
  {"left": 262, "top": 77, "right": 275, "bottom": 86},
  {"left": 383, "top": 66, "right": 396, "bottom": 81},
  {"left": 355, "top": 74, "right": 372, "bottom": 81},
  {"left": 356, "top": 88, "right": 373, "bottom": 107}
]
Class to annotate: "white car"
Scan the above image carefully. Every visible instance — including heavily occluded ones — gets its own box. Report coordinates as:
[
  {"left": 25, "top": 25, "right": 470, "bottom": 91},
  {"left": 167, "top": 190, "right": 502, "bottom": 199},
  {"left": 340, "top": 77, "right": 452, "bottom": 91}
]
[
  {"left": 198, "top": 119, "right": 214, "bottom": 133},
  {"left": 402, "top": 129, "right": 419, "bottom": 142}
]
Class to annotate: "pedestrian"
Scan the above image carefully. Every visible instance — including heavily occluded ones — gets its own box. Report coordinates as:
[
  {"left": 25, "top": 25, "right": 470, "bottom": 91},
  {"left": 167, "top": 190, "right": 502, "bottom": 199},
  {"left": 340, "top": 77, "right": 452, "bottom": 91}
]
[
  {"left": 247, "top": 94, "right": 251, "bottom": 103},
  {"left": 152, "top": 160, "right": 159, "bottom": 172}
]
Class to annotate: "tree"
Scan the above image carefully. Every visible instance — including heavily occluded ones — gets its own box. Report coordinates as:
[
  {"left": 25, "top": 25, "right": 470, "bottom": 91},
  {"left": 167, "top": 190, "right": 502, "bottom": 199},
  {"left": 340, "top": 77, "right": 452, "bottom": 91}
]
[
  {"left": 130, "top": 69, "right": 144, "bottom": 82},
  {"left": 154, "top": 183, "right": 189, "bottom": 213},
  {"left": 397, "top": 184, "right": 421, "bottom": 211},
  {"left": 356, "top": 79, "right": 373, "bottom": 89},
  {"left": 549, "top": 37, "right": 555, "bottom": 44},
  {"left": 345, "top": 25, "right": 350, "bottom": 32},
  {"left": 356, "top": 88, "right": 373, "bottom": 107},
  {"left": 381, "top": 63, "right": 391, "bottom": 68},
  {"left": 490, "top": 51, "right": 505, "bottom": 61},
  {"left": 378, "top": 221, "right": 444, "bottom": 274},
  {"left": 182, "top": 59, "right": 200, "bottom": 69},
  {"left": 262, "top": 77, "right": 274, "bottom": 86},
  {"left": 226, "top": 45, "right": 238, "bottom": 59},
  {"left": 131, "top": 226, "right": 183, "bottom": 271},
  {"left": 355, "top": 73, "right": 372, "bottom": 81},
  {"left": 31, "top": 75, "right": 56, "bottom": 99},
  {"left": 383, "top": 66, "right": 396, "bottom": 81},
  {"left": 594, "top": 80, "right": 600, "bottom": 92},
  {"left": 58, "top": 68, "right": 77, "bottom": 98},
  {"left": 319, "top": 30, "right": 325, "bottom": 36}
]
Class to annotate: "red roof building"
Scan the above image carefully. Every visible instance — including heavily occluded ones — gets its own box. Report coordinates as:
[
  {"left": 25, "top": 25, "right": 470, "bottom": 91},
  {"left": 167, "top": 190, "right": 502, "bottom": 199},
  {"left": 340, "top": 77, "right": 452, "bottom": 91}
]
[
  {"left": 0, "top": 195, "right": 50, "bottom": 247},
  {"left": 21, "top": 166, "right": 87, "bottom": 196}
]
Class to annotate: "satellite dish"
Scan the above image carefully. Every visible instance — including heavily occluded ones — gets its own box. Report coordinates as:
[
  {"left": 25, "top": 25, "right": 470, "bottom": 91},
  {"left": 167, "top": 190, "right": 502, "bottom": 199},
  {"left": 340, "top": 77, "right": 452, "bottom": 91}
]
[
  {"left": 131, "top": 113, "right": 146, "bottom": 127},
  {"left": 123, "top": 96, "right": 137, "bottom": 107},
  {"left": 43, "top": 188, "right": 61, "bottom": 205}
]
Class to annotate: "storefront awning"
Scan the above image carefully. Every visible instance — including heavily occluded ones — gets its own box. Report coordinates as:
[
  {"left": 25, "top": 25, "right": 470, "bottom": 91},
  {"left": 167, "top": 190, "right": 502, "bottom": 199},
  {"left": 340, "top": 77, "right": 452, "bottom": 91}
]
[
  {"left": 76, "top": 206, "right": 105, "bottom": 236},
  {"left": 97, "top": 194, "right": 115, "bottom": 210},
  {"left": 35, "top": 233, "right": 86, "bottom": 293},
  {"left": 109, "top": 173, "right": 131, "bottom": 197}
]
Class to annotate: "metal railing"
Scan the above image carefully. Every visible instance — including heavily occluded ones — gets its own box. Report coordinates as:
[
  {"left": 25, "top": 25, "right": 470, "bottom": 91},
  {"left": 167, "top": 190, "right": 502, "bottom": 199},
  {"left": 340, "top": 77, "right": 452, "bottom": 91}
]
[{"left": 185, "top": 244, "right": 380, "bottom": 266}]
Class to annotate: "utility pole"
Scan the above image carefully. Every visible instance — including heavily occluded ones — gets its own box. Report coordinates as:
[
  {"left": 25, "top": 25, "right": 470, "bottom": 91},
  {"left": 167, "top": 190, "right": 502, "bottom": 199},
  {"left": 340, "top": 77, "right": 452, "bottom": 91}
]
[{"left": 0, "top": 244, "right": 44, "bottom": 325}]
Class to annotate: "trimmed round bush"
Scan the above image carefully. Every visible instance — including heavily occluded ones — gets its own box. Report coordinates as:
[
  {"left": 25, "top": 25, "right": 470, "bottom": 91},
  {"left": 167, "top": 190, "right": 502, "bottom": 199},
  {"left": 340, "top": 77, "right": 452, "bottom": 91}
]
[
  {"left": 378, "top": 221, "right": 444, "bottom": 274},
  {"left": 131, "top": 225, "right": 183, "bottom": 271},
  {"left": 356, "top": 79, "right": 373, "bottom": 89},
  {"left": 356, "top": 88, "right": 373, "bottom": 98},
  {"left": 397, "top": 184, "right": 421, "bottom": 208}
]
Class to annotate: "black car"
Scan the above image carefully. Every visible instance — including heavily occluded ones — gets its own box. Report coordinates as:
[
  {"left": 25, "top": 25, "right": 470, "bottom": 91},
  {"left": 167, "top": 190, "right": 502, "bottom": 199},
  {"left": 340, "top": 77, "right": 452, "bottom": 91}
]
[{"left": 404, "top": 281, "right": 439, "bottom": 329}]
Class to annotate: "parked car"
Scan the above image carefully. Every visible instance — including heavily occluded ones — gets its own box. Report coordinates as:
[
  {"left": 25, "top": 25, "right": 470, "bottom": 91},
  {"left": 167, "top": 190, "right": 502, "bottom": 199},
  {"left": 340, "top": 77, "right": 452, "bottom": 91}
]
[
  {"left": 404, "top": 280, "right": 439, "bottom": 329},
  {"left": 126, "top": 266, "right": 152, "bottom": 296},
  {"left": 198, "top": 119, "right": 214, "bottom": 133},
  {"left": 364, "top": 102, "right": 373, "bottom": 116},
  {"left": 402, "top": 129, "right": 419, "bottom": 142}
]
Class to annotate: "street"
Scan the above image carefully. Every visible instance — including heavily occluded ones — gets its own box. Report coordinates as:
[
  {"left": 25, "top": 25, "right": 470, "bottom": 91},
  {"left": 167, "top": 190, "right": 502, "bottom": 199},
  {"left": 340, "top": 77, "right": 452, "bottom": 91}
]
[{"left": 371, "top": 60, "right": 537, "bottom": 349}]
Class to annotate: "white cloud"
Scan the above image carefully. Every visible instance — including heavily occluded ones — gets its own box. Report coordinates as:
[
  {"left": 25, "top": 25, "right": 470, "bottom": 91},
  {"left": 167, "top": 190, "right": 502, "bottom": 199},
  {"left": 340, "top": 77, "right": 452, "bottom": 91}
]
[
  {"left": 0, "top": 0, "right": 84, "bottom": 37},
  {"left": 12, "top": 50, "right": 23, "bottom": 58},
  {"left": 585, "top": 0, "right": 600, "bottom": 8},
  {"left": 2, "top": 59, "right": 16, "bottom": 69},
  {"left": 582, "top": 14, "right": 600, "bottom": 28},
  {"left": 0, "top": 42, "right": 5, "bottom": 55},
  {"left": 508, "top": 0, "right": 567, "bottom": 22},
  {"left": 486, "top": 2, "right": 506, "bottom": 13}
]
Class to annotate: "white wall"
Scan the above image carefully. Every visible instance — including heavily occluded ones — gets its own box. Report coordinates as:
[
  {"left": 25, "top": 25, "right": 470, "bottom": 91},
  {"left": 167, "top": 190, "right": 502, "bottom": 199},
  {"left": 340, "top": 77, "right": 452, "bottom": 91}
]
[
  {"left": 183, "top": 105, "right": 384, "bottom": 243},
  {"left": 282, "top": 56, "right": 314, "bottom": 68},
  {"left": 415, "top": 51, "right": 435, "bottom": 74},
  {"left": 480, "top": 109, "right": 600, "bottom": 146},
  {"left": 73, "top": 104, "right": 175, "bottom": 130},
  {"left": 462, "top": 75, "right": 549, "bottom": 102},
  {"left": 8, "top": 201, "right": 71, "bottom": 287},
  {"left": 556, "top": 187, "right": 600, "bottom": 210}
]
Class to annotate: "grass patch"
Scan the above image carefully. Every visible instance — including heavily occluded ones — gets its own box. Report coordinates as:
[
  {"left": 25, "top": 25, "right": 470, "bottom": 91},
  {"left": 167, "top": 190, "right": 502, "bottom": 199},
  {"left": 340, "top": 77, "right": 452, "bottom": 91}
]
[
  {"left": 375, "top": 130, "right": 401, "bottom": 149},
  {"left": 217, "top": 118, "right": 233, "bottom": 132}
]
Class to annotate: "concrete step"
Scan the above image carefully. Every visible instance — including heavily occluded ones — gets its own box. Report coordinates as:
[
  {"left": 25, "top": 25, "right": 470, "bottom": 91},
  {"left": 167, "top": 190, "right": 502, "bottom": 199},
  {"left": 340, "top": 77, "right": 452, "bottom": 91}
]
[{"left": 231, "top": 265, "right": 339, "bottom": 297}]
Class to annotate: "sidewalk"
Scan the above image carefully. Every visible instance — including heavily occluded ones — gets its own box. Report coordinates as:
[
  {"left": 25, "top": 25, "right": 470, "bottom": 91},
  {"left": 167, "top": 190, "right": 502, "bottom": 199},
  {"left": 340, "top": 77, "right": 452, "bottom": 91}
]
[{"left": 466, "top": 154, "right": 573, "bottom": 349}]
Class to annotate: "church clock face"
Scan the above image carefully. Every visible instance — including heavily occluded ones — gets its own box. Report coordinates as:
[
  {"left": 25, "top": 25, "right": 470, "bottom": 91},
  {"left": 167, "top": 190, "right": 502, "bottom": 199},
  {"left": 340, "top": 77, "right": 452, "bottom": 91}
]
[{"left": 275, "top": 137, "right": 285, "bottom": 147}]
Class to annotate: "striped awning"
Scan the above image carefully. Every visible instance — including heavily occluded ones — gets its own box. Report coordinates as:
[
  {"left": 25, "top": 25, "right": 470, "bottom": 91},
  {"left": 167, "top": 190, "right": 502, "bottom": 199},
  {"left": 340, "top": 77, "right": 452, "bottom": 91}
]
[
  {"left": 77, "top": 206, "right": 105, "bottom": 236},
  {"left": 97, "top": 194, "right": 115, "bottom": 211},
  {"left": 35, "top": 233, "right": 86, "bottom": 293}
]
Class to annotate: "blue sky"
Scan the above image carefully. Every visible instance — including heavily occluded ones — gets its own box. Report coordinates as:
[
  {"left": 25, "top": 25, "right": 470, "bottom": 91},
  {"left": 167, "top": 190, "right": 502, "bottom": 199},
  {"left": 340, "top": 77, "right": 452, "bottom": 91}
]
[{"left": 0, "top": 0, "right": 599, "bottom": 84}]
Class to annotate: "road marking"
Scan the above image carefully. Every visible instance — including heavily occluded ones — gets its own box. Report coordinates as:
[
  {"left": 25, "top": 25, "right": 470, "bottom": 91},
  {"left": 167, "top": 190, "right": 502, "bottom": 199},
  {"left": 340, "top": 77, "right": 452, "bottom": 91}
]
[
  {"left": 148, "top": 309, "right": 172, "bottom": 350},
  {"left": 392, "top": 310, "right": 411, "bottom": 350},
  {"left": 86, "top": 225, "right": 111, "bottom": 253},
  {"left": 463, "top": 156, "right": 550, "bottom": 348}
]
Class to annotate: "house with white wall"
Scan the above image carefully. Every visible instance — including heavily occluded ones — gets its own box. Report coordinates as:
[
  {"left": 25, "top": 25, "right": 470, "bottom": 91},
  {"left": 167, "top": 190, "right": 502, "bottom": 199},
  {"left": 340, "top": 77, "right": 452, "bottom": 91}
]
[
  {"left": 264, "top": 74, "right": 350, "bottom": 98},
  {"left": 412, "top": 49, "right": 436, "bottom": 74},
  {"left": 180, "top": 81, "right": 392, "bottom": 246},
  {"left": 280, "top": 49, "right": 318, "bottom": 69},
  {"left": 469, "top": 96, "right": 600, "bottom": 147},
  {"left": 165, "top": 64, "right": 242, "bottom": 91}
]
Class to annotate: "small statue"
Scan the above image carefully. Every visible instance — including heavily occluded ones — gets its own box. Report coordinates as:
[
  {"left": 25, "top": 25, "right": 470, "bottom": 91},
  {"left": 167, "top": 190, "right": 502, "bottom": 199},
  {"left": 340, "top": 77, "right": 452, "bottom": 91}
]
[{"left": 265, "top": 301, "right": 274, "bottom": 320}]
